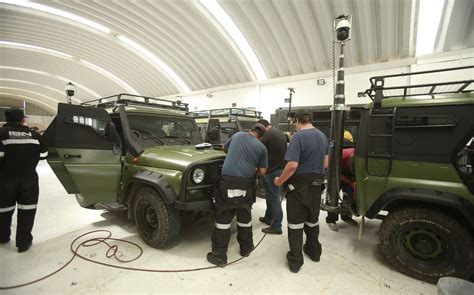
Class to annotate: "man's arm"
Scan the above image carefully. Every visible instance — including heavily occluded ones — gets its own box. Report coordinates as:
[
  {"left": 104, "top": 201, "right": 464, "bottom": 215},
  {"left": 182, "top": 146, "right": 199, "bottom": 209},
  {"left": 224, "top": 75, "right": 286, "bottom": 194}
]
[
  {"left": 323, "top": 155, "right": 329, "bottom": 169},
  {"left": 274, "top": 161, "right": 298, "bottom": 187}
]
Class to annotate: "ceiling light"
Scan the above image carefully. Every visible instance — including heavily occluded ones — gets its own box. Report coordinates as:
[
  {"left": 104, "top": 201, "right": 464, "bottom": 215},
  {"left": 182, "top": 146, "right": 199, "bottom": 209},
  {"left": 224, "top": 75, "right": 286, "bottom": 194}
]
[
  {"left": 0, "top": 41, "right": 72, "bottom": 58},
  {"left": 0, "top": 0, "right": 111, "bottom": 33},
  {"left": 200, "top": 0, "right": 267, "bottom": 81},
  {"left": 0, "top": 41, "right": 139, "bottom": 94},
  {"left": 1, "top": 1, "right": 189, "bottom": 94},
  {"left": 416, "top": 0, "right": 445, "bottom": 56},
  {"left": 117, "top": 35, "right": 191, "bottom": 93},
  {"left": 0, "top": 66, "right": 100, "bottom": 99}
]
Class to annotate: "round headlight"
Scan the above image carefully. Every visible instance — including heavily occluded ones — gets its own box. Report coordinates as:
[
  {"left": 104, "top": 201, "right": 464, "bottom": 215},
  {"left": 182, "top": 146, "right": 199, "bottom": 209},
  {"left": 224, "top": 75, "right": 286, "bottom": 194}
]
[{"left": 192, "top": 168, "right": 205, "bottom": 184}]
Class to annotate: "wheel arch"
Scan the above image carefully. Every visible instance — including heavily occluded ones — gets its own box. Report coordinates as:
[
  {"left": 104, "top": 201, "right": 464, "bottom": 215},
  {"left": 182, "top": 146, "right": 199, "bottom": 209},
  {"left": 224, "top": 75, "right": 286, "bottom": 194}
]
[
  {"left": 366, "top": 188, "right": 474, "bottom": 231},
  {"left": 122, "top": 170, "right": 178, "bottom": 219}
]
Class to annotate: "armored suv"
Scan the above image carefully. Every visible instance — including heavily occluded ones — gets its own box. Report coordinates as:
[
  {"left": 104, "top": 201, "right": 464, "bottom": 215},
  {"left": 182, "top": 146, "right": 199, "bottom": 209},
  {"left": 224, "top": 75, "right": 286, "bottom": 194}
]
[
  {"left": 345, "top": 66, "right": 474, "bottom": 283},
  {"left": 43, "top": 94, "right": 225, "bottom": 248}
]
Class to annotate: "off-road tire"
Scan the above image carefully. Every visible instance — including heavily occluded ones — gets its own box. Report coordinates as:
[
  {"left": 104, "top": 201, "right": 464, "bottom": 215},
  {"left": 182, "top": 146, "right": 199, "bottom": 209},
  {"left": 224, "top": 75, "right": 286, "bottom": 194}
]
[
  {"left": 134, "top": 186, "right": 181, "bottom": 248},
  {"left": 256, "top": 176, "right": 266, "bottom": 199},
  {"left": 379, "top": 207, "right": 474, "bottom": 284}
]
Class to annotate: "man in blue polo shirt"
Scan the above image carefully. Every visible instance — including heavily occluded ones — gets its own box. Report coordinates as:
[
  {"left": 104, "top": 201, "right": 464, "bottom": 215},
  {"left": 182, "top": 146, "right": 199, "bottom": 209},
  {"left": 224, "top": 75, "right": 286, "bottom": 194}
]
[{"left": 274, "top": 112, "right": 329, "bottom": 273}]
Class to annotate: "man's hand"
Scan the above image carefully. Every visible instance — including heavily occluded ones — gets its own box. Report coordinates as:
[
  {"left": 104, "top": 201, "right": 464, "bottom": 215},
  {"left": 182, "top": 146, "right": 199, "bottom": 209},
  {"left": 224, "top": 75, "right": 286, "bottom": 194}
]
[{"left": 274, "top": 176, "right": 283, "bottom": 187}]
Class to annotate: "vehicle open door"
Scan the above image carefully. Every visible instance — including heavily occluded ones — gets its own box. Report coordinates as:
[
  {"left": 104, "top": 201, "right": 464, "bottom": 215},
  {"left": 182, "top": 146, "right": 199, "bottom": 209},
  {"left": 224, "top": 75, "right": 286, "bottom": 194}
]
[{"left": 42, "top": 103, "right": 122, "bottom": 207}]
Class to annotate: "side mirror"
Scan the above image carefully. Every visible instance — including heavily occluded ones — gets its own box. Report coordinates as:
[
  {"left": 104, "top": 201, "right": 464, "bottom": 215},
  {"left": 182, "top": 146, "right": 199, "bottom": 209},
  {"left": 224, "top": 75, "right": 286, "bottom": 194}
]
[{"left": 105, "top": 122, "right": 119, "bottom": 142}]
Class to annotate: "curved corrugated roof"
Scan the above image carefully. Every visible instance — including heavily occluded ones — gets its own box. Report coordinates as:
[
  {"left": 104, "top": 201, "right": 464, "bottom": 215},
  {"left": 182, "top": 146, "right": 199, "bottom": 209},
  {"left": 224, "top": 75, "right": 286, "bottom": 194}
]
[{"left": 0, "top": 0, "right": 473, "bottom": 113}]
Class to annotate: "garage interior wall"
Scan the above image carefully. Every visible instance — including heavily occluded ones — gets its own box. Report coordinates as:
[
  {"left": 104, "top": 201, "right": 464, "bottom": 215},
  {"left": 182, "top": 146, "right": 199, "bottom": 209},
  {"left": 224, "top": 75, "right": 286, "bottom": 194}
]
[{"left": 170, "top": 47, "right": 473, "bottom": 120}]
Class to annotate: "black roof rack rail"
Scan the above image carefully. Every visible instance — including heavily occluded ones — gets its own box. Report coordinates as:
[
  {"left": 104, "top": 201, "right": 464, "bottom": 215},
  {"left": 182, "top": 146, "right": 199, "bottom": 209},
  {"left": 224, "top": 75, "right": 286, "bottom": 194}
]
[
  {"left": 192, "top": 108, "right": 262, "bottom": 119},
  {"left": 81, "top": 93, "right": 189, "bottom": 112},
  {"left": 364, "top": 66, "right": 474, "bottom": 108}
]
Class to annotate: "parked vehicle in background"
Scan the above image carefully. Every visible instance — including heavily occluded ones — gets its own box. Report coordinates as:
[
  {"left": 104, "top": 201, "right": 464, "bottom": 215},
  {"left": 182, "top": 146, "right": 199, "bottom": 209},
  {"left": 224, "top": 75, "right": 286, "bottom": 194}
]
[
  {"left": 192, "top": 108, "right": 266, "bottom": 198},
  {"left": 270, "top": 104, "right": 365, "bottom": 143},
  {"left": 42, "top": 94, "right": 226, "bottom": 248},
  {"left": 193, "top": 108, "right": 263, "bottom": 144}
]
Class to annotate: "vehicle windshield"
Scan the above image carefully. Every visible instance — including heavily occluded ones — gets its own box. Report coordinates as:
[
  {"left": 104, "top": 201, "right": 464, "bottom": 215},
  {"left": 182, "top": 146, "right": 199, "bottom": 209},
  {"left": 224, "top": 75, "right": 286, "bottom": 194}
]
[{"left": 128, "top": 114, "right": 203, "bottom": 147}]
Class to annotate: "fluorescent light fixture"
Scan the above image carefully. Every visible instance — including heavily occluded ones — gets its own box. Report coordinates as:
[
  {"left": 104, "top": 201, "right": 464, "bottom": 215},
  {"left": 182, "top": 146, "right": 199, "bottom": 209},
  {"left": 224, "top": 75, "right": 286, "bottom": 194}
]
[
  {"left": 1, "top": 1, "right": 190, "bottom": 94},
  {"left": 0, "top": 66, "right": 100, "bottom": 99},
  {"left": 0, "top": 41, "right": 72, "bottom": 58},
  {"left": 117, "top": 35, "right": 191, "bottom": 93},
  {"left": 0, "top": 41, "right": 139, "bottom": 94},
  {"left": 416, "top": 0, "right": 445, "bottom": 56},
  {"left": 200, "top": 0, "right": 267, "bottom": 81},
  {"left": 0, "top": 0, "right": 111, "bottom": 33}
]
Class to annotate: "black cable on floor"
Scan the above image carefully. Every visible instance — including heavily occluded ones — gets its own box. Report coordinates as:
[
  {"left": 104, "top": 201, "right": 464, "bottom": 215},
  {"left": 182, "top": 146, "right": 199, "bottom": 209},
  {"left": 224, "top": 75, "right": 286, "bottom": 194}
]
[{"left": 0, "top": 223, "right": 273, "bottom": 290}]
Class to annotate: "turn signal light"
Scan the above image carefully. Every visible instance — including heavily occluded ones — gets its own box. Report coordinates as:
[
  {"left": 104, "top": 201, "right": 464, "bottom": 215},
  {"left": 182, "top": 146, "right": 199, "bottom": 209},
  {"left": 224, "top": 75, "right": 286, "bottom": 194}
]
[{"left": 132, "top": 157, "right": 140, "bottom": 164}]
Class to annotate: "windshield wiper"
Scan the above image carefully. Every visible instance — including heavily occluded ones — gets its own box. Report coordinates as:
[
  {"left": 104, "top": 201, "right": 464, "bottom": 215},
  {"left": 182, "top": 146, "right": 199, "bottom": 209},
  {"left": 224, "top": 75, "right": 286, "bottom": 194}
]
[{"left": 132, "top": 128, "right": 164, "bottom": 145}]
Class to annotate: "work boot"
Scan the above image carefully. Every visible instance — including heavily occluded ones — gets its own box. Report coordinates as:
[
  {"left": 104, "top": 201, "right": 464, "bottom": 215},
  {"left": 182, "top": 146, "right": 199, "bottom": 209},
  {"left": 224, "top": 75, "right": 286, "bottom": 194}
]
[
  {"left": 342, "top": 218, "right": 358, "bottom": 227},
  {"left": 259, "top": 217, "right": 271, "bottom": 225},
  {"left": 262, "top": 226, "right": 283, "bottom": 235},
  {"left": 207, "top": 252, "right": 227, "bottom": 266},
  {"left": 327, "top": 222, "right": 338, "bottom": 231},
  {"left": 303, "top": 244, "right": 320, "bottom": 262},
  {"left": 287, "top": 252, "right": 301, "bottom": 273},
  {"left": 240, "top": 247, "right": 253, "bottom": 257},
  {"left": 18, "top": 242, "right": 32, "bottom": 253}
]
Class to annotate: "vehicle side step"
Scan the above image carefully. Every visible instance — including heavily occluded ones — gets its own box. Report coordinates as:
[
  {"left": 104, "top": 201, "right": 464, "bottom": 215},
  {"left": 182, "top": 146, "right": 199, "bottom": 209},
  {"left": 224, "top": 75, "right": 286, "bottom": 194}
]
[{"left": 95, "top": 202, "right": 128, "bottom": 211}]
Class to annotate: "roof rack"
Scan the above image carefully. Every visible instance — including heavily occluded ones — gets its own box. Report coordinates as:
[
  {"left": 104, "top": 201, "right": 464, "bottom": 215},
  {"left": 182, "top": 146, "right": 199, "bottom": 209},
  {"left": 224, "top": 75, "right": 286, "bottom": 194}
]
[
  {"left": 364, "top": 66, "right": 474, "bottom": 108},
  {"left": 81, "top": 93, "right": 189, "bottom": 113},
  {"left": 192, "top": 108, "right": 262, "bottom": 119}
]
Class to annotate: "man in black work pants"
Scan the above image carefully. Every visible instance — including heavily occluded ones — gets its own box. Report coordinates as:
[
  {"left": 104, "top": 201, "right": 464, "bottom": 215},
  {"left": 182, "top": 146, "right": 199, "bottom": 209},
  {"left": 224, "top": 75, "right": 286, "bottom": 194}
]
[
  {"left": 207, "top": 124, "right": 268, "bottom": 266},
  {"left": 274, "top": 112, "right": 329, "bottom": 273},
  {"left": 0, "top": 108, "right": 48, "bottom": 252}
]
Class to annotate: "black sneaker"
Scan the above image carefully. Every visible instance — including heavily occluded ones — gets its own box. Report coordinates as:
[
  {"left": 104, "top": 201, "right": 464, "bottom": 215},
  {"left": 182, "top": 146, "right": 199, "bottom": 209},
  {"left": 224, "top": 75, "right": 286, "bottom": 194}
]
[
  {"left": 262, "top": 226, "right": 283, "bottom": 235},
  {"left": 259, "top": 217, "right": 271, "bottom": 225},
  {"left": 207, "top": 252, "right": 227, "bottom": 266},
  {"left": 303, "top": 244, "right": 320, "bottom": 262},
  {"left": 18, "top": 242, "right": 32, "bottom": 253}
]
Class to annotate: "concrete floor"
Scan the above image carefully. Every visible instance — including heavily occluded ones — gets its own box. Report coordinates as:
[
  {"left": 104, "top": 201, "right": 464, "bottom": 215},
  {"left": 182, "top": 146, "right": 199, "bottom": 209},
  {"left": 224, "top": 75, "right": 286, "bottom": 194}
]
[{"left": 0, "top": 161, "right": 437, "bottom": 294}]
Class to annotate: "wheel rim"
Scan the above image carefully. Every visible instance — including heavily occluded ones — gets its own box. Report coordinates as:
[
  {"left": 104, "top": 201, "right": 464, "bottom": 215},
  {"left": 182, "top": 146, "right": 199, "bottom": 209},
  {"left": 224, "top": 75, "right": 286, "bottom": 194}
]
[
  {"left": 138, "top": 201, "right": 159, "bottom": 236},
  {"left": 398, "top": 225, "right": 454, "bottom": 268}
]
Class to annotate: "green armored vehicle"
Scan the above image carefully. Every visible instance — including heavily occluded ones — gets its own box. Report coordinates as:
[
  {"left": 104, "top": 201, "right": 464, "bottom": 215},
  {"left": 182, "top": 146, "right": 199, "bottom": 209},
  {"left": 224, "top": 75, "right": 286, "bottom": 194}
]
[
  {"left": 43, "top": 94, "right": 225, "bottom": 248},
  {"left": 341, "top": 67, "right": 474, "bottom": 283},
  {"left": 193, "top": 108, "right": 263, "bottom": 145}
]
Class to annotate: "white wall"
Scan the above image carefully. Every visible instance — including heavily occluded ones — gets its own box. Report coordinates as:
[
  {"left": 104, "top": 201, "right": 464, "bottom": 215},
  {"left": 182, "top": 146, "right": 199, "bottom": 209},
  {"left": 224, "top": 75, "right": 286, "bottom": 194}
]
[{"left": 167, "top": 48, "right": 473, "bottom": 120}]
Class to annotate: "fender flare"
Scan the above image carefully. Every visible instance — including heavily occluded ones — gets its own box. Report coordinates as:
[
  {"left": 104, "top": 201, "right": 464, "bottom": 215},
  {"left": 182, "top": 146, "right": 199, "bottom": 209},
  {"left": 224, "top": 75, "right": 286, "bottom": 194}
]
[
  {"left": 123, "top": 170, "right": 177, "bottom": 207},
  {"left": 365, "top": 188, "right": 474, "bottom": 229}
]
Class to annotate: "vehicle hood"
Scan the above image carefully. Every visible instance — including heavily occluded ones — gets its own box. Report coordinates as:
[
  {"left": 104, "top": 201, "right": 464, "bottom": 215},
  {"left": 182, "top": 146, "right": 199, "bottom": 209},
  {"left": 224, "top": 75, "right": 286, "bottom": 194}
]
[{"left": 137, "top": 145, "right": 225, "bottom": 171}]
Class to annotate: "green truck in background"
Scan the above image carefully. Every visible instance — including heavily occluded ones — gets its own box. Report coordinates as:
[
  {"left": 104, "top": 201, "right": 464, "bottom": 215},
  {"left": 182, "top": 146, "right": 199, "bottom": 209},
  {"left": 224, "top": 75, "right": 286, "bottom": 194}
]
[
  {"left": 42, "top": 94, "right": 225, "bottom": 248},
  {"left": 345, "top": 66, "right": 474, "bottom": 283}
]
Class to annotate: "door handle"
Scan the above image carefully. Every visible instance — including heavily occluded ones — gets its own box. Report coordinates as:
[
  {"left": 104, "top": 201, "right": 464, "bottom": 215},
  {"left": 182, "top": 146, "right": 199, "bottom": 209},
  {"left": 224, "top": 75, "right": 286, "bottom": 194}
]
[{"left": 64, "top": 154, "right": 81, "bottom": 159}]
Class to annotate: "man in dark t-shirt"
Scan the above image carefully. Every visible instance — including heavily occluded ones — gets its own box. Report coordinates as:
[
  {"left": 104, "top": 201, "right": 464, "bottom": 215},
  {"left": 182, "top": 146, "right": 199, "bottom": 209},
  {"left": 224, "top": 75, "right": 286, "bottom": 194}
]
[
  {"left": 257, "top": 119, "right": 287, "bottom": 234},
  {"left": 274, "top": 112, "right": 329, "bottom": 273}
]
